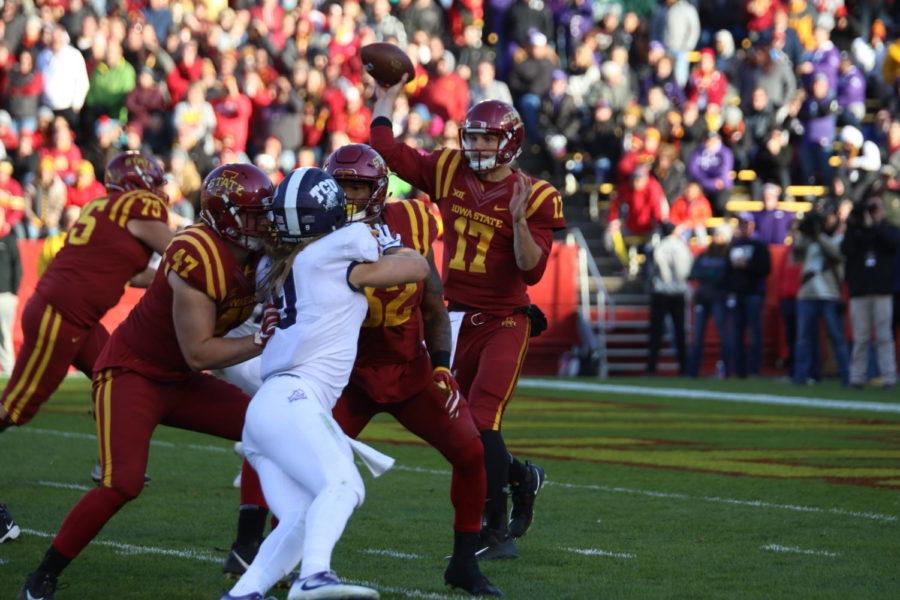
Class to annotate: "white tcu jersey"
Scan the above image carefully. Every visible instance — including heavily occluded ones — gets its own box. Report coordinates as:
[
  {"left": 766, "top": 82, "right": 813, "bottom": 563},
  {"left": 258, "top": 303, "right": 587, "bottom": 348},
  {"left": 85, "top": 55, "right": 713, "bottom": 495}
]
[{"left": 259, "top": 222, "right": 379, "bottom": 409}]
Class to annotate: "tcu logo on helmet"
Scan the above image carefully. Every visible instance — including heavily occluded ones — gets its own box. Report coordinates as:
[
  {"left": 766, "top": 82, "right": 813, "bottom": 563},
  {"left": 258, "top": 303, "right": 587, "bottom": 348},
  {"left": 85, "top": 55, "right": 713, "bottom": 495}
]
[{"left": 310, "top": 178, "right": 341, "bottom": 209}]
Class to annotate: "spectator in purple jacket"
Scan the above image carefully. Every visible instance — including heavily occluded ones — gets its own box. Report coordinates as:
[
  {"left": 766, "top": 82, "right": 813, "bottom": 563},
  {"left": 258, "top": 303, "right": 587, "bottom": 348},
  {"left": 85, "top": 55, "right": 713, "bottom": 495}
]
[
  {"left": 798, "top": 13, "right": 841, "bottom": 93},
  {"left": 687, "top": 130, "right": 734, "bottom": 216},
  {"left": 837, "top": 52, "right": 866, "bottom": 127},
  {"left": 753, "top": 183, "right": 794, "bottom": 244},
  {"left": 798, "top": 73, "right": 839, "bottom": 185}
]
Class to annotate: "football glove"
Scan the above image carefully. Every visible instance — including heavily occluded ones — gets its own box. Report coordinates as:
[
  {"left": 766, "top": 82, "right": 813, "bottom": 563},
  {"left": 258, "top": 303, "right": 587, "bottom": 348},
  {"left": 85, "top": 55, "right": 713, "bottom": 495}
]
[
  {"left": 433, "top": 367, "right": 461, "bottom": 420},
  {"left": 373, "top": 223, "right": 403, "bottom": 254},
  {"left": 253, "top": 304, "right": 280, "bottom": 347},
  {"left": 526, "top": 304, "right": 548, "bottom": 338}
]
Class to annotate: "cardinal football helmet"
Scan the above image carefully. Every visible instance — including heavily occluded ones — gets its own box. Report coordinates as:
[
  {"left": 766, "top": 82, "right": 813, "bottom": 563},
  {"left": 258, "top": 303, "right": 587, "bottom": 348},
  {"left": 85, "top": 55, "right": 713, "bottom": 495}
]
[
  {"left": 266, "top": 167, "right": 347, "bottom": 243},
  {"left": 104, "top": 151, "right": 166, "bottom": 194},
  {"left": 200, "top": 163, "right": 275, "bottom": 251},
  {"left": 323, "top": 144, "right": 389, "bottom": 224},
  {"left": 459, "top": 100, "right": 524, "bottom": 172}
]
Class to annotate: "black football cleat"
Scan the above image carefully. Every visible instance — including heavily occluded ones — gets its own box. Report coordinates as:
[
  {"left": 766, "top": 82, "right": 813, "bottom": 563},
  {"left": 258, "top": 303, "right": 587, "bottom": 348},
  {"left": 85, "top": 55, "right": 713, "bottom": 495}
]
[
  {"left": 444, "top": 559, "right": 503, "bottom": 597},
  {"left": 18, "top": 571, "right": 58, "bottom": 600},
  {"left": 1, "top": 503, "right": 21, "bottom": 543},
  {"left": 223, "top": 541, "right": 260, "bottom": 579},
  {"left": 475, "top": 528, "right": 518, "bottom": 561},
  {"left": 509, "top": 461, "right": 545, "bottom": 539}
]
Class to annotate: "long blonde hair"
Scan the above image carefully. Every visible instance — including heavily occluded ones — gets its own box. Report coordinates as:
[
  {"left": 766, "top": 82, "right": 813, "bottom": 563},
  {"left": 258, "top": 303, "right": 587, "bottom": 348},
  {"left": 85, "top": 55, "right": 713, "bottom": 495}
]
[{"left": 257, "top": 233, "right": 326, "bottom": 301}]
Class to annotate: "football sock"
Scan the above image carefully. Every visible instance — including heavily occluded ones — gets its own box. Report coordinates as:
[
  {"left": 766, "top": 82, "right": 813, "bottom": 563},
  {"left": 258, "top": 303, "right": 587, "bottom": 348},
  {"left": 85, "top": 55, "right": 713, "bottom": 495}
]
[
  {"left": 449, "top": 436, "right": 486, "bottom": 533},
  {"left": 37, "top": 546, "right": 71, "bottom": 577},
  {"left": 299, "top": 481, "right": 359, "bottom": 578},
  {"left": 239, "top": 459, "right": 267, "bottom": 508},
  {"left": 52, "top": 486, "right": 131, "bottom": 559},
  {"left": 452, "top": 530, "right": 479, "bottom": 562},
  {"left": 479, "top": 430, "right": 510, "bottom": 532},
  {"left": 229, "top": 508, "right": 306, "bottom": 597},
  {"left": 508, "top": 457, "right": 527, "bottom": 487},
  {"left": 235, "top": 505, "right": 268, "bottom": 547}
]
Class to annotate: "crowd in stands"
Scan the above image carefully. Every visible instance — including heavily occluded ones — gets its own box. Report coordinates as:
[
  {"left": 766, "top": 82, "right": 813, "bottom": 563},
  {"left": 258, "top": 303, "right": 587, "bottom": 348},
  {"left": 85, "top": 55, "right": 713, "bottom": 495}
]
[{"left": 0, "top": 0, "right": 899, "bottom": 385}]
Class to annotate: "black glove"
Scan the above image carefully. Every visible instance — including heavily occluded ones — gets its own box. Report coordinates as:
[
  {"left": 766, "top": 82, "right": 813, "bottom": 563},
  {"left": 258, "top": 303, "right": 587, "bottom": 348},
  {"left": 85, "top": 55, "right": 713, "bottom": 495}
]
[{"left": 526, "top": 304, "right": 548, "bottom": 338}]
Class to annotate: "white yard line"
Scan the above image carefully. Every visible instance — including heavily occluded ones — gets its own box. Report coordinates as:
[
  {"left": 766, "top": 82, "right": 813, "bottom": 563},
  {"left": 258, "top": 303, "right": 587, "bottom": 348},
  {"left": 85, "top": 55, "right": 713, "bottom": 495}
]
[
  {"left": 519, "top": 378, "right": 900, "bottom": 414},
  {"left": 17, "top": 529, "right": 459, "bottom": 599},
  {"left": 360, "top": 548, "right": 424, "bottom": 559},
  {"left": 21, "top": 528, "right": 222, "bottom": 563},
  {"left": 391, "top": 465, "right": 897, "bottom": 523},
  {"left": 564, "top": 547, "right": 635, "bottom": 559},
  {"left": 37, "top": 480, "right": 91, "bottom": 491},
  {"left": 760, "top": 543, "right": 839, "bottom": 557}
]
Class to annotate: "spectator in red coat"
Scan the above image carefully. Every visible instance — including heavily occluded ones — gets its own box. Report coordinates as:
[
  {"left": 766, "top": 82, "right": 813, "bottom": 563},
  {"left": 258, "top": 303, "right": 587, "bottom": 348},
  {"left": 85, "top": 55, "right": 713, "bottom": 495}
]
[
  {"left": 3, "top": 49, "right": 44, "bottom": 135},
  {"left": 669, "top": 180, "right": 713, "bottom": 239},
  {"left": 0, "top": 160, "right": 26, "bottom": 232},
  {"left": 423, "top": 50, "right": 469, "bottom": 124},
  {"left": 212, "top": 75, "right": 253, "bottom": 152},
  {"left": 746, "top": 0, "right": 777, "bottom": 36},
  {"left": 39, "top": 123, "right": 82, "bottom": 186},
  {"left": 66, "top": 160, "right": 106, "bottom": 209},
  {"left": 608, "top": 164, "right": 668, "bottom": 237},
  {"left": 687, "top": 48, "right": 728, "bottom": 109},
  {"left": 165, "top": 40, "right": 203, "bottom": 106}
]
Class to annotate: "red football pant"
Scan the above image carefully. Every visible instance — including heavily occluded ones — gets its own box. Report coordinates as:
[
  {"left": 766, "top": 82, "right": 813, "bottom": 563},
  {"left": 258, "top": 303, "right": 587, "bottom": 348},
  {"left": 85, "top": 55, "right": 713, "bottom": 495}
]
[
  {"left": 51, "top": 368, "right": 264, "bottom": 559},
  {"left": 452, "top": 312, "right": 530, "bottom": 431},
  {"left": 334, "top": 355, "right": 486, "bottom": 533},
  {"left": 1, "top": 294, "right": 108, "bottom": 425}
]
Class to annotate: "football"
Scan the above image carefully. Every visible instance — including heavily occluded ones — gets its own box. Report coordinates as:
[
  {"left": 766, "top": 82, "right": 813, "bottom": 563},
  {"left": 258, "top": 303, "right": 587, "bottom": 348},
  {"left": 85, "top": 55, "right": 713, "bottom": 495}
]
[{"left": 361, "top": 42, "right": 416, "bottom": 87}]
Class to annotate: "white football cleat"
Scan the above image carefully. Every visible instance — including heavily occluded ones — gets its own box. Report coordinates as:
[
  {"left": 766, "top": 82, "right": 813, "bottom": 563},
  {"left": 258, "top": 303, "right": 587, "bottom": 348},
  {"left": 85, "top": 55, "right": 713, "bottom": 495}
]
[{"left": 288, "top": 570, "right": 378, "bottom": 599}]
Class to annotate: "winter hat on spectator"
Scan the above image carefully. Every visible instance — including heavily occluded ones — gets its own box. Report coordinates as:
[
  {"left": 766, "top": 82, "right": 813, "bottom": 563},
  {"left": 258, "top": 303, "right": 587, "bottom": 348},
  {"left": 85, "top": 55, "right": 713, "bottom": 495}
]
[
  {"left": 0, "top": 160, "right": 13, "bottom": 176},
  {"left": 723, "top": 105, "right": 743, "bottom": 127},
  {"left": 76, "top": 160, "right": 95, "bottom": 177},
  {"left": 713, "top": 223, "right": 733, "bottom": 242},
  {"left": 815, "top": 13, "right": 834, "bottom": 32},
  {"left": 839, "top": 125, "right": 863, "bottom": 148},
  {"left": 632, "top": 163, "right": 651, "bottom": 178},
  {"left": 527, "top": 29, "right": 547, "bottom": 47},
  {"left": 411, "top": 103, "right": 431, "bottom": 122},
  {"left": 0, "top": 110, "right": 11, "bottom": 129},
  {"left": 736, "top": 211, "right": 755, "bottom": 223},
  {"left": 254, "top": 153, "right": 277, "bottom": 173},
  {"left": 851, "top": 38, "right": 876, "bottom": 73},
  {"left": 649, "top": 41, "right": 665, "bottom": 55},
  {"left": 94, "top": 115, "right": 120, "bottom": 138},
  {"left": 699, "top": 47, "right": 715, "bottom": 60},
  {"left": 439, "top": 50, "right": 456, "bottom": 72},
  {"left": 552, "top": 69, "right": 567, "bottom": 82},
  {"left": 715, "top": 30, "right": 735, "bottom": 58},
  {"left": 38, "top": 107, "right": 54, "bottom": 123}
]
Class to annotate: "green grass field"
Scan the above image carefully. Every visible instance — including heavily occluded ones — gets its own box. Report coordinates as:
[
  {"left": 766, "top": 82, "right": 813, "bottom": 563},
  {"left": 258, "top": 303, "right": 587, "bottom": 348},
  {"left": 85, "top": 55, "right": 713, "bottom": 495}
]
[{"left": 1, "top": 376, "right": 898, "bottom": 599}]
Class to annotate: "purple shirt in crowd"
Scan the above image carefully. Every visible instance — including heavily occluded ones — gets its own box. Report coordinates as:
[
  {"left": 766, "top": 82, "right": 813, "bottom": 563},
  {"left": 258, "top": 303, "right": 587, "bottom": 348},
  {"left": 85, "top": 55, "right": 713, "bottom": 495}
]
[
  {"left": 753, "top": 209, "right": 794, "bottom": 245},
  {"left": 838, "top": 65, "right": 866, "bottom": 108},
  {"left": 804, "top": 42, "right": 840, "bottom": 91},
  {"left": 687, "top": 143, "right": 734, "bottom": 190}
]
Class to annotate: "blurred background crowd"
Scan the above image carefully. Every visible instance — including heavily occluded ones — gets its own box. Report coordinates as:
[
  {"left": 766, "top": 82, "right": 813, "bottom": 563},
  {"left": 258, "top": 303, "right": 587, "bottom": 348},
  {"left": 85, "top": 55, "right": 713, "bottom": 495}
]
[{"left": 0, "top": 0, "right": 898, "bottom": 385}]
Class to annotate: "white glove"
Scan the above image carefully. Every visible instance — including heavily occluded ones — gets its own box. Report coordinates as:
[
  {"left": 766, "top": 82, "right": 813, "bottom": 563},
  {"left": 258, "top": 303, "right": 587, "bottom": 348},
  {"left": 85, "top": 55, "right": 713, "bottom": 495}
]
[
  {"left": 253, "top": 304, "right": 280, "bottom": 347},
  {"left": 373, "top": 223, "right": 403, "bottom": 253}
]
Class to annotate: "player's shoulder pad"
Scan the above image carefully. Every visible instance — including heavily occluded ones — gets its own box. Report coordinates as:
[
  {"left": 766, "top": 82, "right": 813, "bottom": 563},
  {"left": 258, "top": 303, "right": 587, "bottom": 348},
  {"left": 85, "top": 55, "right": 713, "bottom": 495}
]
[
  {"left": 525, "top": 177, "right": 565, "bottom": 225},
  {"left": 434, "top": 147, "right": 464, "bottom": 200},
  {"left": 107, "top": 189, "right": 169, "bottom": 228},
  {"left": 163, "top": 225, "right": 228, "bottom": 301},
  {"left": 384, "top": 198, "right": 438, "bottom": 256}
]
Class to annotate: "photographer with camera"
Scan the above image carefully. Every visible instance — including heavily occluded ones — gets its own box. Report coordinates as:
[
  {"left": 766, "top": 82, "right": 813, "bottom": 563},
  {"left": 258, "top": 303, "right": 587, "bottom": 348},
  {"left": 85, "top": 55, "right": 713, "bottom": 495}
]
[
  {"left": 792, "top": 206, "right": 851, "bottom": 386},
  {"left": 840, "top": 196, "right": 900, "bottom": 388}
]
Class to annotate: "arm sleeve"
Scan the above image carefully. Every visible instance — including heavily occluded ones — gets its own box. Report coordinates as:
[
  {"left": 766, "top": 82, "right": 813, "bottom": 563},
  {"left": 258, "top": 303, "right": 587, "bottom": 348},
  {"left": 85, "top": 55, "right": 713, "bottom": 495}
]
[
  {"left": 369, "top": 118, "right": 443, "bottom": 198},
  {"left": 10, "top": 236, "right": 22, "bottom": 293}
]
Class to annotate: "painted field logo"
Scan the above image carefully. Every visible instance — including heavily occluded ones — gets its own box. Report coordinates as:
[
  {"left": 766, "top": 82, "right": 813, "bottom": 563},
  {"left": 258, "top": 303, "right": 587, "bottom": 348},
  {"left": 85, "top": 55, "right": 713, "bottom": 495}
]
[{"left": 357, "top": 396, "right": 900, "bottom": 490}]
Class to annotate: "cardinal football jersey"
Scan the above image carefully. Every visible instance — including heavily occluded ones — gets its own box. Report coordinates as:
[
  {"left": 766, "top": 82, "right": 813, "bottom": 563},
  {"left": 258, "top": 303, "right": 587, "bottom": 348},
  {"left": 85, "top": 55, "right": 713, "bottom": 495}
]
[
  {"left": 259, "top": 222, "right": 379, "bottom": 409},
  {"left": 36, "top": 190, "right": 169, "bottom": 327},
  {"left": 370, "top": 124, "right": 566, "bottom": 313},
  {"left": 355, "top": 199, "right": 438, "bottom": 367},
  {"left": 95, "top": 224, "right": 258, "bottom": 381}
]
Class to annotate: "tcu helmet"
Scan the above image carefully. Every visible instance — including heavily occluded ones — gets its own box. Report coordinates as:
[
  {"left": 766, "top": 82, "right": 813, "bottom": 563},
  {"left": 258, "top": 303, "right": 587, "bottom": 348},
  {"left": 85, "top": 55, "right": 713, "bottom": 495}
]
[
  {"left": 199, "top": 163, "right": 275, "bottom": 251},
  {"left": 323, "top": 144, "right": 389, "bottom": 223},
  {"left": 104, "top": 151, "right": 166, "bottom": 194},
  {"left": 266, "top": 167, "right": 347, "bottom": 243},
  {"left": 459, "top": 100, "right": 524, "bottom": 172}
]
